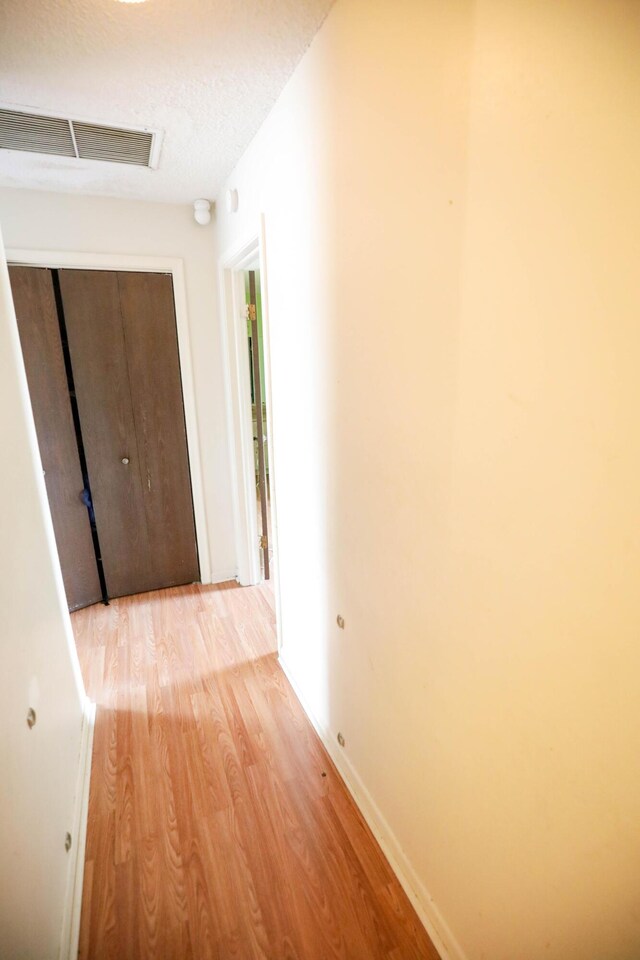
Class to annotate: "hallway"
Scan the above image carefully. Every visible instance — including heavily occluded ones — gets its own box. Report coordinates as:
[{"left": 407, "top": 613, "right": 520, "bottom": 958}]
[{"left": 72, "top": 582, "right": 440, "bottom": 960}]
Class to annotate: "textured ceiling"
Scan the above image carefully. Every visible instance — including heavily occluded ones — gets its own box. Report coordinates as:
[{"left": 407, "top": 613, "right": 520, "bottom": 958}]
[{"left": 0, "top": 0, "right": 333, "bottom": 203}]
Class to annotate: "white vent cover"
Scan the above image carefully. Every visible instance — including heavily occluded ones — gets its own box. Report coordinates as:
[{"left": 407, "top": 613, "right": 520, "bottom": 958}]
[{"left": 0, "top": 108, "right": 161, "bottom": 168}]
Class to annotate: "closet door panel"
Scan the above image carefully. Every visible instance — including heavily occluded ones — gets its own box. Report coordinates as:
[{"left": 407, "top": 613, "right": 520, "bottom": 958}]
[
  {"left": 9, "top": 265, "right": 102, "bottom": 611},
  {"left": 58, "top": 269, "right": 155, "bottom": 599},
  {"left": 117, "top": 271, "right": 199, "bottom": 587}
]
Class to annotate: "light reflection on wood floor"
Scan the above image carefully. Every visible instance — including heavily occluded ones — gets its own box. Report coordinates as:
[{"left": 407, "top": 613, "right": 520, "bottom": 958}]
[{"left": 72, "top": 581, "right": 439, "bottom": 960}]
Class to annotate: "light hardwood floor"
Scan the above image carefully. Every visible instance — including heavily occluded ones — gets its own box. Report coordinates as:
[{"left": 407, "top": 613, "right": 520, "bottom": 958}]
[{"left": 72, "top": 581, "right": 440, "bottom": 960}]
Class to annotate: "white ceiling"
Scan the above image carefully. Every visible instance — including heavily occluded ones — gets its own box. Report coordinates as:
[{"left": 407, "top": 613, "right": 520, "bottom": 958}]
[{"left": 0, "top": 0, "right": 333, "bottom": 204}]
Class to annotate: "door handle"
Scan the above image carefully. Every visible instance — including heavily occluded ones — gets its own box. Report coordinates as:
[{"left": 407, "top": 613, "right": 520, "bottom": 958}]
[{"left": 121, "top": 457, "right": 130, "bottom": 465}]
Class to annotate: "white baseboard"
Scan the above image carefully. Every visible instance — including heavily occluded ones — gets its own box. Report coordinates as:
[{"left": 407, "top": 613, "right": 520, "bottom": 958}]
[
  {"left": 207, "top": 569, "right": 239, "bottom": 585},
  {"left": 278, "top": 655, "right": 468, "bottom": 960},
  {"left": 59, "top": 698, "right": 96, "bottom": 960}
]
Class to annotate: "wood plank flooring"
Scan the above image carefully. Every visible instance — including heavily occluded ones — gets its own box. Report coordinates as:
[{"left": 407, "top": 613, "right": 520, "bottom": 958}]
[{"left": 72, "top": 581, "right": 440, "bottom": 960}]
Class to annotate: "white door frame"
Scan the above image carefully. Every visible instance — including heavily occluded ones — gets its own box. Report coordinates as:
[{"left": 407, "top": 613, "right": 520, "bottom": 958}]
[
  {"left": 219, "top": 221, "right": 282, "bottom": 641},
  {"left": 6, "top": 248, "right": 212, "bottom": 585}
]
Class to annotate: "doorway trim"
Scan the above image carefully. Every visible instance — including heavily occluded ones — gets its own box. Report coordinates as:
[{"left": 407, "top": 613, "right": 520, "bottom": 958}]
[
  {"left": 6, "top": 248, "right": 212, "bottom": 585},
  {"left": 219, "top": 222, "right": 282, "bottom": 642}
]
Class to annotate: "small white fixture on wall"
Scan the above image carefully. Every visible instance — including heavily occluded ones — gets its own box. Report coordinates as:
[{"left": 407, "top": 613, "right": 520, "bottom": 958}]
[
  {"left": 226, "top": 188, "right": 239, "bottom": 214},
  {"left": 193, "top": 199, "right": 211, "bottom": 226}
]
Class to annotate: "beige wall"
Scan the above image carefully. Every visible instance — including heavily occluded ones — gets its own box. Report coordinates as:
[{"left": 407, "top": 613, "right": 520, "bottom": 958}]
[
  {"left": 0, "top": 225, "right": 86, "bottom": 958},
  {"left": 215, "top": 1, "right": 640, "bottom": 957},
  {"left": 0, "top": 187, "right": 236, "bottom": 582}
]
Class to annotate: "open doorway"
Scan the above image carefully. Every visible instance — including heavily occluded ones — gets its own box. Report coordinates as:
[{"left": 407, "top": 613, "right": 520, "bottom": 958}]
[
  {"left": 246, "top": 269, "right": 272, "bottom": 580},
  {"left": 220, "top": 229, "right": 281, "bottom": 643}
]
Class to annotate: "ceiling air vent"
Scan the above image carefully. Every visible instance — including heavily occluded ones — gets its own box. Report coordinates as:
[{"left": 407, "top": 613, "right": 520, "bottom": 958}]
[
  {"left": 0, "top": 109, "right": 75, "bottom": 157},
  {"left": 0, "top": 108, "right": 161, "bottom": 168}
]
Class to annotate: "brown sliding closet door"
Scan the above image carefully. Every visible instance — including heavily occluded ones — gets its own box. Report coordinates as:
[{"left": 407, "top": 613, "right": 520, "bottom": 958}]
[
  {"left": 9, "top": 266, "right": 102, "bottom": 611},
  {"left": 117, "top": 272, "right": 200, "bottom": 590},
  {"left": 58, "top": 269, "right": 199, "bottom": 598}
]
